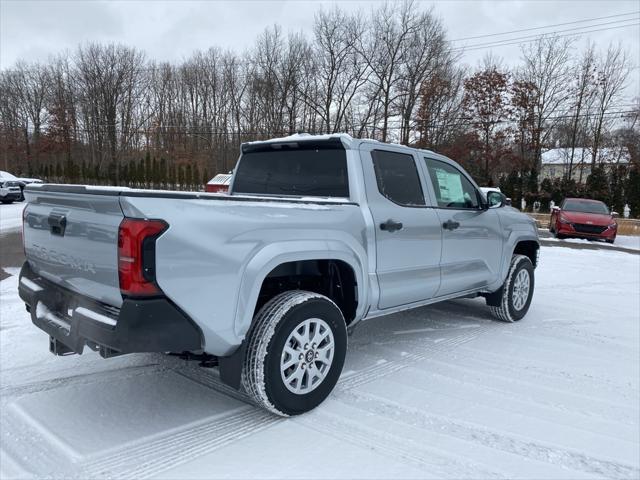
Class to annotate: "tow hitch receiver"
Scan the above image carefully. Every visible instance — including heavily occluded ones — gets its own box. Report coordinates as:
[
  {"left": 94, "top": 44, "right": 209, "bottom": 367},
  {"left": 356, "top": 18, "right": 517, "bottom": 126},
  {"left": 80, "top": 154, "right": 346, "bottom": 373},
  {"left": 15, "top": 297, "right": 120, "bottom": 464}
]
[{"left": 49, "top": 337, "right": 75, "bottom": 356}]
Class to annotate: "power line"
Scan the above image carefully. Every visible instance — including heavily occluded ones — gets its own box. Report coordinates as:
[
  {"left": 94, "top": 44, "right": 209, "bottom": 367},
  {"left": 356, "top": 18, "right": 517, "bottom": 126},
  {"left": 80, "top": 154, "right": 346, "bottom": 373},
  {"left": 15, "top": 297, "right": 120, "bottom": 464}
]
[
  {"left": 450, "top": 18, "right": 639, "bottom": 51},
  {"left": 448, "top": 11, "right": 639, "bottom": 42},
  {"left": 452, "top": 23, "right": 640, "bottom": 53}
]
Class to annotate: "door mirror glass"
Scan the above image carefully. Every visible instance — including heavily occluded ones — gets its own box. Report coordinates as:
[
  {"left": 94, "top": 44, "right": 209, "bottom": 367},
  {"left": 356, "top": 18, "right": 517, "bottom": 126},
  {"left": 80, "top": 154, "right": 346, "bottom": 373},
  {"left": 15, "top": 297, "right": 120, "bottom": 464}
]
[{"left": 487, "top": 191, "right": 506, "bottom": 209}]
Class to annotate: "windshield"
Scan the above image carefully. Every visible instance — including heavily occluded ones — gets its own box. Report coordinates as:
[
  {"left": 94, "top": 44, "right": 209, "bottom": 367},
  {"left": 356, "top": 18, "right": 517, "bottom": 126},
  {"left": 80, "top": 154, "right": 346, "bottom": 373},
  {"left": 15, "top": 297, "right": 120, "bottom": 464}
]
[
  {"left": 0, "top": 171, "right": 17, "bottom": 180},
  {"left": 233, "top": 145, "right": 349, "bottom": 198},
  {"left": 562, "top": 199, "right": 609, "bottom": 215}
]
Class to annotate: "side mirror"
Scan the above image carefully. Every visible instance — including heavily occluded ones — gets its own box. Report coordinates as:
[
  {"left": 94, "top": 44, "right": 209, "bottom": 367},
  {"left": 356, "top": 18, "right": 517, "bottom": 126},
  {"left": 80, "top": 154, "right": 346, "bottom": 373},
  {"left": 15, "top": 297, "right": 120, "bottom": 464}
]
[
  {"left": 487, "top": 191, "right": 506, "bottom": 209},
  {"left": 611, "top": 211, "right": 619, "bottom": 218},
  {"left": 551, "top": 206, "right": 560, "bottom": 213}
]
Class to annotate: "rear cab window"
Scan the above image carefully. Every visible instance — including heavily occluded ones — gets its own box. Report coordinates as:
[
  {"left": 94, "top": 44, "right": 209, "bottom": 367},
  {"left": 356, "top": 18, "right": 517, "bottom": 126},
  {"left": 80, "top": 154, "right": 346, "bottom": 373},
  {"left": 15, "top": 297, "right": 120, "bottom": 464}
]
[
  {"left": 371, "top": 150, "right": 425, "bottom": 207},
  {"left": 232, "top": 140, "right": 349, "bottom": 198}
]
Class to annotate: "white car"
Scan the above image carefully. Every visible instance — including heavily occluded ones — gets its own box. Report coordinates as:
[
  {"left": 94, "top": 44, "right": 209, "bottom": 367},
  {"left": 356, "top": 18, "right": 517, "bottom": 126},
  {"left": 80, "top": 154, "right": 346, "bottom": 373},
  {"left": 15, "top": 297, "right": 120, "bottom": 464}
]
[{"left": 0, "top": 171, "right": 42, "bottom": 201}]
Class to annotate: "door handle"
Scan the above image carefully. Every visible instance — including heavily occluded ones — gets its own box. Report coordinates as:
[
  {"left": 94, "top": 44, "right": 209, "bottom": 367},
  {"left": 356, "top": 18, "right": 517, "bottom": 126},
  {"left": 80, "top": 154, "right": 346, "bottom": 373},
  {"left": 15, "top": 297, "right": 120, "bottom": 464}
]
[
  {"left": 380, "top": 219, "right": 403, "bottom": 232},
  {"left": 442, "top": 219, "right": 460, "bottom": 231}
]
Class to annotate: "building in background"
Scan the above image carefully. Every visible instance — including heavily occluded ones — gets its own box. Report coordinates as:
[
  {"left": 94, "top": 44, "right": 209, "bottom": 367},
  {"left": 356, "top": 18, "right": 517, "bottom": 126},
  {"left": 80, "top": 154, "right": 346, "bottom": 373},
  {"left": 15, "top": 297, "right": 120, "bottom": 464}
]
[{"left": 540, "top": 148, "right": 630, "bottom": 183}]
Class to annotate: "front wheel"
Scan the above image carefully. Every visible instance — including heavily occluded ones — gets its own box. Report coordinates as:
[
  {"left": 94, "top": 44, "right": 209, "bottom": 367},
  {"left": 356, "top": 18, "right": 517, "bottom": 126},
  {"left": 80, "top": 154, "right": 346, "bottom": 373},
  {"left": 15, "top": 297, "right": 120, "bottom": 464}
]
[
  {"left": 242, "top": 290, "right": 347, "bottom": 416},
  {"left": 488, "top": 255, "right": 535, "bottom": 322}
]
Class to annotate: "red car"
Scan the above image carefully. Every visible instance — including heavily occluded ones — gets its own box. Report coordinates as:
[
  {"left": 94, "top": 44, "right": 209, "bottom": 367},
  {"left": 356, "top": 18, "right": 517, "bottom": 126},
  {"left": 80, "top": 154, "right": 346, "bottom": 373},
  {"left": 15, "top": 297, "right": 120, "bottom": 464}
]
[{"left": 549, "top": 198, "right": 618, "bottom": 243}]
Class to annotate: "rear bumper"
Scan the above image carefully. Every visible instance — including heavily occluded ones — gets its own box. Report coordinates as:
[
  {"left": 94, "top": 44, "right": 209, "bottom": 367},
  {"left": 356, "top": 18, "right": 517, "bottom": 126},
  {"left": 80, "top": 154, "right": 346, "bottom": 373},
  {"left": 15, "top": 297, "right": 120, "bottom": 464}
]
[{"left": 18, "top": 262, "right": 203, "bottom": 357}]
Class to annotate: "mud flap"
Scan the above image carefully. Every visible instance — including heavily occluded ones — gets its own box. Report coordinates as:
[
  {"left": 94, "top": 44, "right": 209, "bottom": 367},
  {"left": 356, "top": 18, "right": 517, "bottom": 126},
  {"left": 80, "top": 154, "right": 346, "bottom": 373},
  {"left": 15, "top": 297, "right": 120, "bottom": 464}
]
[
  {"left": 483, "top": 287, "right": 504, "bottom": 307},
  {"left": 218, "top": 341, "right": 247, "bottom": 390}
]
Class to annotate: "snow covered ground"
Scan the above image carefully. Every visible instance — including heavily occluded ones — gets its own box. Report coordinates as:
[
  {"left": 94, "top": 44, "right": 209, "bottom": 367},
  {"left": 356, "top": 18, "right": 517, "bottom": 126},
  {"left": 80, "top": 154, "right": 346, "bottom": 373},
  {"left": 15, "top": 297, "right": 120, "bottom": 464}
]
[
  {"left": 0, "top": 203, "right": 25, "bottom": 233},
  {"left": 539, "top": 228, "right": 640, "bottom": 252},
  {"left": 1, "top": 203, "right": 639, "bottom": 479}
]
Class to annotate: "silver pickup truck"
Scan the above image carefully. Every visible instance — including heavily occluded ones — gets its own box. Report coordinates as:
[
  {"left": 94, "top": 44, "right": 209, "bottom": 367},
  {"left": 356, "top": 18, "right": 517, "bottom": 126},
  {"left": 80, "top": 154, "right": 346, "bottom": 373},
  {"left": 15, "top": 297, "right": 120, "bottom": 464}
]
[{"left": 18, "top": 134, "right": 539, "bottom": 416}]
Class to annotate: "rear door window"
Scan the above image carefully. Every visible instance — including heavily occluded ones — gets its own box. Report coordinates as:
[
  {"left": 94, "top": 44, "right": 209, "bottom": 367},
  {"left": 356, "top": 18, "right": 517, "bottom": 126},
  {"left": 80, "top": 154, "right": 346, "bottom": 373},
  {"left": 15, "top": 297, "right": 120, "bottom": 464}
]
[
  {"left": 233, "top": 146, "right": 349, "bottom": 198},
  {"left": 371, "top": 150, "right": 425, "bottom": 207}
]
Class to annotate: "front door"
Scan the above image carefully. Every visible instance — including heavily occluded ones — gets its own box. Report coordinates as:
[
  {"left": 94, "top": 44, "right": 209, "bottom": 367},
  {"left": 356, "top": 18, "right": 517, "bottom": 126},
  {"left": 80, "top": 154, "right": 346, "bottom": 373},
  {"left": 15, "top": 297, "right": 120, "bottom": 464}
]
[
  {"left": 360, "top": 145, "right": 442, "bottom": 309},
  {"left": 423, "top": 157, "right": 503, "bottom": 297}
]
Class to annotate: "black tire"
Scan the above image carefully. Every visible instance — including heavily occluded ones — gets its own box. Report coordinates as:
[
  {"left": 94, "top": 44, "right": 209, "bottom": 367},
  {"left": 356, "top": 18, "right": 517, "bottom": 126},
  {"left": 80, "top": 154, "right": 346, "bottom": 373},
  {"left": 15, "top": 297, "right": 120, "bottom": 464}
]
[
  {"left": 1, "top": 199, "right": 13, "bottom": 204},
  {"left": 606, "top": 239, "right": 615, "bottom": 244},
  {"left": 489, "top": 255, "right": 535, "bottom": 322},
  {"left": 242, "top": 290, "right": 347, "bottom": 416}
]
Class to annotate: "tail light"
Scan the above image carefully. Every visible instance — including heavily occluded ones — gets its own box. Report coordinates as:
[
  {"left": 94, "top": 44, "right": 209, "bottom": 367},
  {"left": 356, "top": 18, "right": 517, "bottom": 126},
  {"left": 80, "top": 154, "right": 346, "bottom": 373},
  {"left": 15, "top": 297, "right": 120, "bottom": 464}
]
[
  {"left": 21, "top": 205, "right": 27, "bottom": 255},
  {"left": 118, "top": 218, "right": 168, "bottom": 296},
  {"left": 205, "top": 184, "right": 229, "bottom": 193}
]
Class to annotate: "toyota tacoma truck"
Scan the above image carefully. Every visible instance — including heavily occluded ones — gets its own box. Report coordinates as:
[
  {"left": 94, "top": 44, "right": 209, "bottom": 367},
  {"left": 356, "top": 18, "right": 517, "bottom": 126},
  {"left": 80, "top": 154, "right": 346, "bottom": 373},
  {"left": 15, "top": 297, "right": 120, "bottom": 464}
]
[{"left": 18, "top": 134, "right": 539, "bottom": 416}]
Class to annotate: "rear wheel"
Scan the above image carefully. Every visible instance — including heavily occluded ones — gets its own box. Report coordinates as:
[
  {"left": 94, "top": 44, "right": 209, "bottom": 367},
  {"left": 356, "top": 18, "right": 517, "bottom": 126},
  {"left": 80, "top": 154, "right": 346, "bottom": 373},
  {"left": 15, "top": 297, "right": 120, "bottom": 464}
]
[
  {"left": 1, "top": 199, "right": 13, "bottom": 204},
  {"left": 242, "top": 290, "right": 347, "bottom": 416},
  {"left": 488, "top": 255, "right": 535, "bottom": 322}
]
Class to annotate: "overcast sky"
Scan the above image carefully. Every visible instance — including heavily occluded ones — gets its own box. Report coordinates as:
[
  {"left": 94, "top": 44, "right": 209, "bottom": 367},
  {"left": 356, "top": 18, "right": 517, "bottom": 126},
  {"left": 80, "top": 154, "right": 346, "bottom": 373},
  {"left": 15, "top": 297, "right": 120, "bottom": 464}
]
[{"left": 1, "top": 0, "right": 639, "bottom": 98}]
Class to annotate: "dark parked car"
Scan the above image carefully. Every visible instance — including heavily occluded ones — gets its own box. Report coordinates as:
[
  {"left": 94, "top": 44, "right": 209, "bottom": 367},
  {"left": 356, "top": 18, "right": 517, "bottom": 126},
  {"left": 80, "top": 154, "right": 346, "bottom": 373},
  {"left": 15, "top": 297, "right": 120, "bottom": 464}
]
[{"left": 549, "top": 198, "right": 617, "bottom": 243}]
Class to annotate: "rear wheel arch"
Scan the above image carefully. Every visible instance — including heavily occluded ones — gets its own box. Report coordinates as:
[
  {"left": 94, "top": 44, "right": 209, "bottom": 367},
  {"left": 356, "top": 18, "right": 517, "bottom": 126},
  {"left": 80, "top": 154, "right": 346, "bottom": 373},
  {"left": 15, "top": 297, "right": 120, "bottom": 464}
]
[
  {"left": 235, "top": 243, "right": 366, "bottom": 340},
  {"left": 255, "top": 258, "right": 359, "bottom": 327}
]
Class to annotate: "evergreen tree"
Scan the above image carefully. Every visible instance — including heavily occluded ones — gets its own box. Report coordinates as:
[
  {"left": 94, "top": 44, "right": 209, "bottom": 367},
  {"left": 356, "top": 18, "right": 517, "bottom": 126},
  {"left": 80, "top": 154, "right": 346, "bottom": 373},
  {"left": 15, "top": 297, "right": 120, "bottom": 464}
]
[
  {"left": 185, "top": 164, "right": 192, "bottom": 191},
  {"left": 144, "top": 151, "right": 151, "bottom": 188},
  {"left": 193, "top": 164, "right": 200, "bottom": 191},
  {"left": 625, "top": 165, "right": 640, "bottom": 218},
  {"left": 609, "top": 165, "right": 626, "bottom": 214},
  {"left": 584, "top": 165, "right": 610, "bottom": 204},
  {"left": 160, "top": 157, "right": 167, "bottom": 189}
]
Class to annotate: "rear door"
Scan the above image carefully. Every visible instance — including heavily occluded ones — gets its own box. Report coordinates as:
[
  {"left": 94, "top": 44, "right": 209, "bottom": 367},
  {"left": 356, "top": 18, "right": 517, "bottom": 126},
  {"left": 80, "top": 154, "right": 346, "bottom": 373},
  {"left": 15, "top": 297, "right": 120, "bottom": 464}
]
[
  {"left": 360, "top": 144, "right": 442, "bottom": 309},
  {"left": 422, "top": 157, "right": 502, "bottom": 296},
  {"left": 23, "top": 187, "right": 124, "bottom": 307}
]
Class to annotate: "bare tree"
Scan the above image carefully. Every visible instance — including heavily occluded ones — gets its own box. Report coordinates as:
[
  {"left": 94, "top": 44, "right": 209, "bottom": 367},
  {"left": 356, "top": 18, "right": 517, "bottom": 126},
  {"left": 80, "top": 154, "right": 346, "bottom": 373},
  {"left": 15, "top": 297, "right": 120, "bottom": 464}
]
[
  {"left": 566, "top": 43, "right": 596, "bottom": 180},
  {"left": 415, "top": 64, "right": 465, "bottom": 150},
  {"left": 590, "top": 43, "right": 631, "bottom": 165},
  {"left": 74, "top": 43, "right": 145, "bottom": 180},
  {"left": 518, "top": 35, "right": 574, "bottom": 179},
  {"left": 395, "top": 6, "right": 450, "bottom": 144},
  {"left": 462, "top": 67, "right": 512, "bottom": 184}
]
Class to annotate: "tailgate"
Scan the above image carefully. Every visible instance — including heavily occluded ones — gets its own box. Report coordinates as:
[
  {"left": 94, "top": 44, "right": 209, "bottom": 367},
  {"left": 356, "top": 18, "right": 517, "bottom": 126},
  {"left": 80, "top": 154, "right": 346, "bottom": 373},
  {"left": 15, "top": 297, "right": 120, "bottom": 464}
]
[{"left": 23, "top": 186, "right": 125, "bottom": 308}]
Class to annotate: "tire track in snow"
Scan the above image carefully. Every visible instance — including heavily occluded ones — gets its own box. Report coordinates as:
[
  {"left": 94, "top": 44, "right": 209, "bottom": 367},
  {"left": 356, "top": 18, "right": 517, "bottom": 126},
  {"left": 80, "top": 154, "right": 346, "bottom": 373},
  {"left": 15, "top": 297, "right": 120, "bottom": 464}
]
[
  {"left": 452, "top": 344, "right": 639, "bottom": 408},
  {"left": 410, "top": 357, "right": 638, "bottom": 434},
  {"left": 339, "top": 323, "right": 497, "bottom": 391},
  {"left": 296, "top": 410, "right": 504, "bottom": 479},
  {"left": 81, "top": 407, "right": 277, "bottom": 479},
  {"left": 1, "top": 407, "right": 78, "bottom": 478},
  {"left": 79, "top": 368, "right": 279, "bottom": 479},
  {"left": 74, "top": 325, "right": 500, "bottom": 478},
  {"left": 0, "top": 362, "right": 167, "bottom": 399},
  {"left": 337, "top": 389, "right": 640, "bottom": 479}
]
